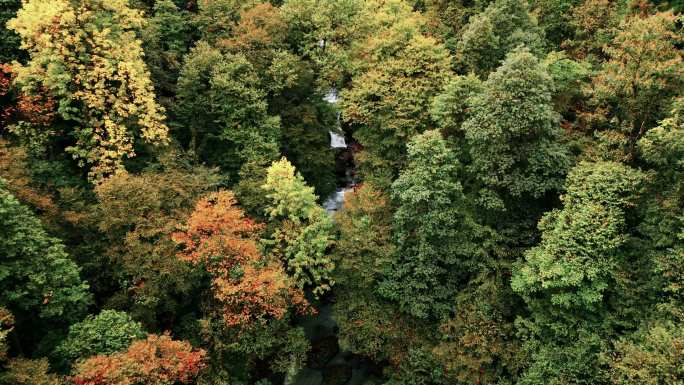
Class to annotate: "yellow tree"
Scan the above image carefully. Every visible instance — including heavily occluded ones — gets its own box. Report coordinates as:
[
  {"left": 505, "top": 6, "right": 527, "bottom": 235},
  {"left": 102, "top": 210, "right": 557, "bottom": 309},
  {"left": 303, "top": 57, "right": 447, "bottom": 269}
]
[
  {"left": 589, "top": 12, "right": 684, "bottom": 160},
  {"left": 8, "top": 0, "right": 168, "bottom": 181}
]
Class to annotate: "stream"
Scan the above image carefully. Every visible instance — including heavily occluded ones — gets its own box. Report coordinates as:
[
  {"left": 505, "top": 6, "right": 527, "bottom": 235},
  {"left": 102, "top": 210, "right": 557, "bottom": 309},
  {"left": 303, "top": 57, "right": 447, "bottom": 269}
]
[{"left": 287, "top": 90, "right": 375, "bottom": 385}]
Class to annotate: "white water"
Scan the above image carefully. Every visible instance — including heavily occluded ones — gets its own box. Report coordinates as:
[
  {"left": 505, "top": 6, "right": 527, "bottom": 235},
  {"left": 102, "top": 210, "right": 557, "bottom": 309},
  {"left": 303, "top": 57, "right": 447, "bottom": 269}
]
[
  {"left": 323, "top": 187, "right": 353, "bottom": 214},
  {"left": 330, "top": 131, "right": 347, "bottom": 148},
  {"left": 324, "top": 88, "right": 339, "bottom": 104}
]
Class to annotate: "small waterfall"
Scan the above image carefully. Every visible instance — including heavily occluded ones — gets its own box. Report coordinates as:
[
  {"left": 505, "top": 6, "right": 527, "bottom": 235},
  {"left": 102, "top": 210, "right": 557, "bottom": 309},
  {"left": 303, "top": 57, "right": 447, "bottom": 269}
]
[
  {"left": 324, "top": 88, "right": 339, "bottom": 104},
  {"left": 330, "top": 131, "right": 347, "bottom": 148},
  {"left": 323, "top": 187, "right": 353, "bottom": 215},
  {"left": 323, "top": 87, "right": 353, "bottom": 215}
]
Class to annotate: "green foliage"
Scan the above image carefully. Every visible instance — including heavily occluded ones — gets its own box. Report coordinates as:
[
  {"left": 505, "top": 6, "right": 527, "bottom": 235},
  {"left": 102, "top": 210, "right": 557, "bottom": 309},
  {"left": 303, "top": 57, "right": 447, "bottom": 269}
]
[
  {"left": 637, "top": 98, "right": 684, "bottom": 318},
  {"left": 53, "top": 310, "right": 145, "bottom": 369},
  {"left": 379, "top": 130, "right": 492, "bottom": 319},
  {"left": 608, "top": 320, "right": 684, "bottom": 385},
  {"left": 195, "top": 315, "right": 309, "bottom": 384},
  {"left": 431, "top": 74, "right": 483, "bottom": 139},
  {"left": 142, "top": 0, "right": 194, "bottom": 102},
  {"left": 341, "top": 1, "right": 452, "bottom": 187},
  {"left": 0, "top": 0, "right": 24, "bottom": 63},
  {"left": 513, "top": 161, "right": 644, "bottom": 316},
  {"left": 456, "top": 0, "right": 543, "bottom": 76},
  {"left": 463, "top": 47, "right": 570, "bottom": 210},
  {"left": 263, "top": 158, "right": 334, "bottom": 296},
  {"left": 332, "top": 184, "right": 415, "bottom": 363},
  {"left": 0, "top": 177, "right": 90, "bottom": 322},
  {"left": 91, "top": 157, "right": 221, "bottom": 326},
  {"left": 512, "top": 161, "right": 645, "bottom": 385},
  {"left": 532, "top": 0, "right": 581, "bottom": 48},
  {"left": 2, "top": 1, "right": 684, "bottom": 384},
  {"left": 517, "top": 331, "right": 609, "bottom": 385},
  {"left": 280, "top": 0, "right": 372, "bottom": 87},
  {"left": 434, "top": 273, "right": 523, "bottom": 385},
  {"left": 175, "top": 41, "right": 280, "bottom": 174},
  {"left": 589, "top": 12, "right": 684, "bottom": 160},
  {"left": 277, "top": 93, "right": 338, "bottom": 200},
  {"left": 0, "top": 358, "right": 60, "bottom": 385}
]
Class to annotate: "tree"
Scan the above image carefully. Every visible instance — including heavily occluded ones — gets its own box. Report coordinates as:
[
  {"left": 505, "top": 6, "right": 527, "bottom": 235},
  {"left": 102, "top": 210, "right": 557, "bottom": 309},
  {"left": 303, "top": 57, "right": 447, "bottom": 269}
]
[
  {"left": 172, "top": 190, "right": 309, "bottom": 328},
  {"left": 53, "top": 310, "right": 146, "bottom": 370},
  {"left": 72, "top": 333, "right": 206, "bottom": 385},
  {"left": 8, "top": 0, "right": 169, "bottom": 181},
  {"left": 589, "top": 12, "right": 684, "bottom": 160},
  {"left": 0, "top": 358, "right": 60, "bottom": 385},
  {"left": 609, "top": 320, "right": 684, "bottom": 385},
  {"left": 434, "top": 274, "right": 523, "bottom": 385},
  {"left": 456, "top": 0, "right": 543, "bottom": 76},
  {"left": 0, "top": 0, "right": 24, "bottom": 63},
  {"left": 340, "top": 0, "right": 452, "bottom": 187},
  {"left": 512, "top": 161, "right": 645, "bottom": 385},
  {"left": 174, "top": 41, "right": 280, "bottom": 174},
  {"left": 280, "top": 0, "right": 373, "bottom": 87},
  {"left": 637, "top": 98, "right": 684, "bottom": 319},
  {"left": 562, "top": 0, "right": 620, "bottom": 60},
  {"left": 379, "top": 130, "right": 492, "bottom": 319},
  {"left": 513, "top": 161, "right": 644, "bottom": 321},
  {"left": 263, "top": 158, "right": 334, "bottom": 296},
  {"left": 462, "top": 47, "right": 570, "bottom": 211},
  {"left": 0, "top": 308, "right": 12, "bottom": 362},
  {"left": 142, "top": 0, "right": 194, "bottom": 104},
  {"left": 220, "top": 2, "right": 300, "bottom": 93},
  {"left": 531, "top": 0, "right": 580, "bottom": 48},
  {"left": 91, "top": 158, "right": 220, "bottom": 326},
  {"left": 332, "top": 184, "right": 419, "bottom": 364},
  {"left": 431, "top": 74, "right": 483, "bottom": 140},
  {"left": 0, "top": 177, "right": 90, "bottom": 322}
]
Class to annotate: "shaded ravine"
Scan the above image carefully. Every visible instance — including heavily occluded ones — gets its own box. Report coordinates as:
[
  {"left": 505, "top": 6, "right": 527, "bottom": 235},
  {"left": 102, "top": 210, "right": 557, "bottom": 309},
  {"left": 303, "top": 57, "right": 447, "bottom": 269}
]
[{"left": 287, "top": 90, "right": 376, "bottom": 385}]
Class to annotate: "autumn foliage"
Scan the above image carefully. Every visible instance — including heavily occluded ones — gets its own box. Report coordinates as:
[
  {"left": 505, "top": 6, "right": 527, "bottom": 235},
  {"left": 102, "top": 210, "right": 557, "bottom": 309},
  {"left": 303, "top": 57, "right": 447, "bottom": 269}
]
[
  {"left": 71, "top": 333, "right": 206, "bottom": 385},
  {"left": 173, "top": 191, "right": 309, "bottom": 327}
]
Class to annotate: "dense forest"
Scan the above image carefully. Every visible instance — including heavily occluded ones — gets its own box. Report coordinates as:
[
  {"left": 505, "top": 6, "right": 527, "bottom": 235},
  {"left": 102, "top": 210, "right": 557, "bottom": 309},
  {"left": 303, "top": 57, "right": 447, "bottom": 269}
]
[{"left": 0, "top": 0, "right": 683, "bottom": 384}]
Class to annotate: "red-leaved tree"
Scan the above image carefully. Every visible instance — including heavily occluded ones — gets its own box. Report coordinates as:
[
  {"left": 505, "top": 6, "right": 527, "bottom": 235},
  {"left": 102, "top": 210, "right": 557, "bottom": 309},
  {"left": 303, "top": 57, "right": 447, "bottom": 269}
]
[
  {"left": 172, "top": 190, "right": 310, "bottom": 327},
  {"left": 71, "top": 333, "right": 206, "bottom": 385}
]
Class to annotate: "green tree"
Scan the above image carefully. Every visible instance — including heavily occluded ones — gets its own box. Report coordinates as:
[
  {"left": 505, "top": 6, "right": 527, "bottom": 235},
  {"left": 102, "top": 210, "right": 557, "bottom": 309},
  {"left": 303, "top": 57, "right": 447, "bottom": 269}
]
[
  {"left": 608, "top": 320, "right": 684, "bottom": 385},
  {"left": 91, "top": 157, "right": 220, "bottom": 327},
  {"left": 174, "top": 41, "right": 280, "bottom": 174},
  {"left": 462, "top": 47, "right": 570, "bottom": 212},
  {"left": 0, "top": 0, "right": 24, "bottom": 63},
  {"left": 512, "top": 161, "right": 645, "bottom": 385},
  {"left": 637, "top": 98, "right": 684, "bottom": 318},
  {"left": 332, "top": 184, "right": 419, "bottom": 364},
  {"left": 8, "top": 0, "right": 169, "bottom": 181},
  {"left": 0, "top": 177, "right": 90, "bottom": 322},
  {"left": 142, "top": 0, "right": 194, "bottom": 104},
  {"left": 590, "top": 12, "right": 684, "bottom": 160},
  {"left": 379, "top": 130, "right": 492, "bottom": 319},
  {"left": 431, "top": 74, "right": 483, "bottom": 140},
  {"left": 434, "top": 273, "right": 523, "bottom": 385},
  {"left": 456, "top": 0, "right": 543, "bottom": 76},
  {"left": 340, "top": 0, "right": 452, "bottom": 187},
  {"left": 280, "top": 0, "right": 373, "bottom": 87},
  {"left": 263, "top": 158, "right": 334, "bottom": 297},
  {"left": 531, "top": 0, "right": 581, "bottom": 48},
  {"left": 53, "top": 310, "right": 145, "bottom": 370},
  {"left": 0, "top": 358, "right": 60, "bottom": 385}
]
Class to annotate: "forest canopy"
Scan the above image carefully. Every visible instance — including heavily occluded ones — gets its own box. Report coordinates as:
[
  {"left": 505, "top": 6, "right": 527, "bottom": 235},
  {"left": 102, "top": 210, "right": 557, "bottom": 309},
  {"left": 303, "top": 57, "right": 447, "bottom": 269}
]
[{"left": 0, "top": 0, "right": 683, "bottom": 384}]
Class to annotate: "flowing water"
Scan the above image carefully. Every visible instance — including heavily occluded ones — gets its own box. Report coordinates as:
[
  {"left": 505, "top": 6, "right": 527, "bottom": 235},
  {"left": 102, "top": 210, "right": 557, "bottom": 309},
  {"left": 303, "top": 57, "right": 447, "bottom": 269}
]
[{"left": 287, "top": 90, "right": 378, "bottom": 385}]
